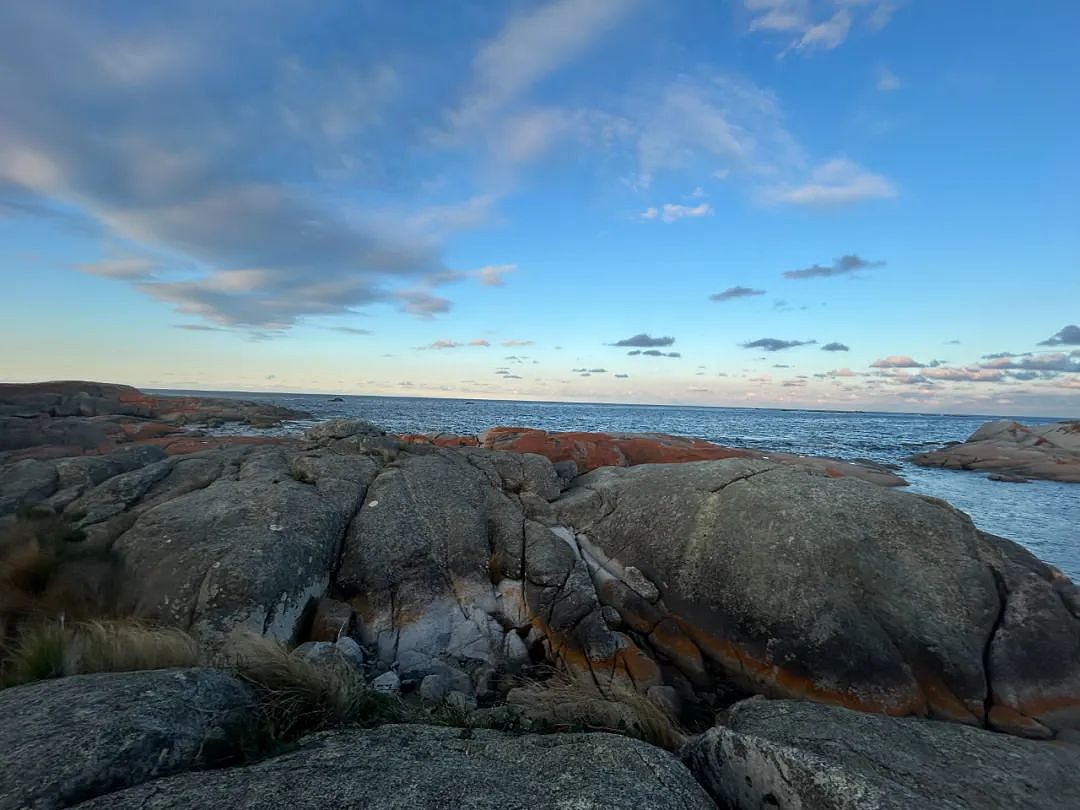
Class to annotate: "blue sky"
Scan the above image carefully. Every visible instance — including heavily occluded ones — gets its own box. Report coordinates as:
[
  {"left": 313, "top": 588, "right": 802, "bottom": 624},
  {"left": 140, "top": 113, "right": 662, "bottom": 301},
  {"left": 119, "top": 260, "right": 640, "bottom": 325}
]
[{"left": 1, "top": 0, "right": 1077, "bottom": 415}]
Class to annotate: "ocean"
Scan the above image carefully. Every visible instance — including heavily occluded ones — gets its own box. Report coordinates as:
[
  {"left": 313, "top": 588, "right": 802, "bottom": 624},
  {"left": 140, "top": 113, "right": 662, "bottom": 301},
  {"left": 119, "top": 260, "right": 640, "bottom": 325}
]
[{"left": 157, "top": 390, "right": 1080, "bottom": 581}]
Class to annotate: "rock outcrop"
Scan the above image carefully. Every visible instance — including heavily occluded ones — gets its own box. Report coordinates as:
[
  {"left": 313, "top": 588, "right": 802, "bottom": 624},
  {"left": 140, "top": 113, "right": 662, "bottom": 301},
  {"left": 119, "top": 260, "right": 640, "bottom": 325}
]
[
  {"left": 2, "top": 389, "right": 1078, "bottom": 743},
  {"left": 682, "top": 698, "right": 1080, "bottom": 809},
  {"left": 76, "top": 724, "right": 716, "bottom": 809},
  {"left": 401, "top": 426, "right": 908, "bottom": 487},
  {"left": 0, "top": 380, "right": 303, "bottom": 461},
  {"left": 0, "top": 668, "right": 258, "bottom": 810},
  {"left": 912, "top": 419, "right": 1080, "bottom": 483}
]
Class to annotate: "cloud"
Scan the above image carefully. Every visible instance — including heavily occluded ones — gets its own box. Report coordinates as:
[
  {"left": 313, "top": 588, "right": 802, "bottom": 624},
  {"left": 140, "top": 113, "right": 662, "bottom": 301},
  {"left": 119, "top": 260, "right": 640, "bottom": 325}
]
[
  {"left": 468, "top": 339, "right": 491, "bottom": 347},
  {"left": 687, "top": 386, "right": 710, "bottom": 392},
  {"left": 744, "top": 1, "right": 899, "bottom": 54},
  {"left": 77, "top": 257, "right": 159, "bottom": 280},
  {"left": 613, "top": 333, "right": 675, "bottom": 347},
  {"left": 328, "top": 326, "right": 373, "bottom": 335},
  {"left": 871, "top": 355, "right": 925, "bottom": 368},
  {"left": 503, "top": 374, "right": 523, "bottom": 379},
  {"left": 821, "top": 342, "right": 849, "bottom": 351},
  {"left": 981, "top": 352, "right": 1080, "bottom": 374},
  {"left": 764, "top": 159, "right": 897, "bottom": 206},
  {"left": 782, "top": 378, "right": 808, "bottom": 387},
  {"left": 501, "top": 339, "right": 534, "bottom": 347},
  {"left": 921, "top": 367, "right": 1005, "bottom": 383},
  {"left": 741, "top": 338, "right": 816, "bottom": 351},
  {"left": 173, "top": 323, "right": 227, "bottom": 332},
  {"left": 875, "top": 65, "right": 902, "bottom": 92},
  {"left": 0, "top": 5, "right": 518, "bottom": 330},
  {"left": 614, "top": 373, "right": 629, "bottom": 378},
  {"left": 783, "top": 254, "right": 885, "bottom": 280},
  {"left": 787, "top": 10, "right": 852, "bottom": 54},
  {"left": 420, "top": 340, "right": 461, "bottom": 350},
  {"left": 628, "top": 349, "right": 681, "bottom": 357},
  {"left": 447, "top": 0, "right": 635, "bottom": 134},
  {"left": 710, "top": 286, "right": 766, "bottom": 302},
  {"left": 1038, "top": 325, "right": 1080, "bottom": 346},
  {"left": 477, "top": 264, "right": 516, "bottom": 286},
  {"left": 640, "top": 202, "right": 713, "bottom": 222},
  {"left": 816, "top": 367, "right": 857, "bottom": 378}
]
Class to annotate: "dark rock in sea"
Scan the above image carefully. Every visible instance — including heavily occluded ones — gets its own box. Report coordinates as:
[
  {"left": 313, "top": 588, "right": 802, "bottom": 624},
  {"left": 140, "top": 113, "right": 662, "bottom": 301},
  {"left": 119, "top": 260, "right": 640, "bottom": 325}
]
[
  {"left": 913, "top": 419, "right": 1080, "bottom": 483},
  {"left": 682, "top": 698, "right": 1080, "bottom": 809},
  {"left": 0, "top": 668, "right": 258, "bottom": 810},
  {"left": 75, "top": 724, "right": 715, "bottom": 810},
  {"left": 328, "top": 396, "right": 345, "bottom": 402}
]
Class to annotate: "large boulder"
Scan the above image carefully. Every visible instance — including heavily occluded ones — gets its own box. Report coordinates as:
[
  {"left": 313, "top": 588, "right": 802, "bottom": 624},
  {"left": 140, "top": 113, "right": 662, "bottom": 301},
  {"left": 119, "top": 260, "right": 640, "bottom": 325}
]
[
  {"left": 912, "top": 419, "right": 1080, "bottom": 483},
  {"left": 0, "top": 668, "right": 258, "bottom": 810},
  {"left": 336, "top": 447, "right": 560, "bottom": 690},
  {"left": 76, "top": 724, "right": 716, "bottom": 809},
  {"left": 110, "top": 446, "right": 379, "bottom": 642},
  {"left": 682, "top": 698, "right": 1080, "bottom": 809},
  {"left": 548, "top": 459, "right": 1080, "bottom": 735}
]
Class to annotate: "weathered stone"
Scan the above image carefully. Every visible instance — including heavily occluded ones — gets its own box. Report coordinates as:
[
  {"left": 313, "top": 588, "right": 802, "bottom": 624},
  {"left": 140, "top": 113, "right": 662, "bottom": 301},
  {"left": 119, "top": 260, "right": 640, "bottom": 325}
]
[
  {"left": 110, "top": 447, "right": 378, "bottom": 643},
  {"left": 683, "top": 698, "right": 1080, "bottom": 809},
  {"left": 552, "top": 459, "right": 1080, "bottom": 732},
  {"left": 371, "top": 671, "right": 401, "bottom": 694},
  {"left": 308, "top": 596, "right": 354, "bottom": 641},
  {"left": 78, "top": 724, "right": 715, "bottom": 809},
  {"left": 304, "top": 418, "right": 384, "bottom": 443},
  {"left": 0, "top": 668, "right": 258, "bottom": 810},
  {"left": 913, "top": 419, "right": 1080, "bottom": 483}
]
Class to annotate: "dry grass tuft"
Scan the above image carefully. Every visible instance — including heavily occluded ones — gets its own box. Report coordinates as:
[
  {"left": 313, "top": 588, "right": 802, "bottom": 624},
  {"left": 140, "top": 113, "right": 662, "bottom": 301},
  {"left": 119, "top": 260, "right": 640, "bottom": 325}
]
[
  {"left": 506, "top": 673, "right": 687, "bottom": 750},
  {"left": 227, "top": 634, "right": 401, "bottom": 741},
  {"left": 2, "top": 619, "right": 199, "bottom": 687}
]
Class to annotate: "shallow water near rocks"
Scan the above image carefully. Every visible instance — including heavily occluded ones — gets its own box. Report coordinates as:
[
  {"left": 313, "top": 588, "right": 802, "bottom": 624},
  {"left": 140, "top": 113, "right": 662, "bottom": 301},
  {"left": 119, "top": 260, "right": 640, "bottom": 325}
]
[{"left": 156, "top": 390, "right": 1080, "bottom": 581}]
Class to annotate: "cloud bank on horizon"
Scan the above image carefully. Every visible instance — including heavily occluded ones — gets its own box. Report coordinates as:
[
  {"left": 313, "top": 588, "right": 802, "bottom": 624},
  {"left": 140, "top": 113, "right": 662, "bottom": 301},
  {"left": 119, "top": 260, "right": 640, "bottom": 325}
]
[{"left": 0, "top": 0, "right": 1077, "bottom": 416}]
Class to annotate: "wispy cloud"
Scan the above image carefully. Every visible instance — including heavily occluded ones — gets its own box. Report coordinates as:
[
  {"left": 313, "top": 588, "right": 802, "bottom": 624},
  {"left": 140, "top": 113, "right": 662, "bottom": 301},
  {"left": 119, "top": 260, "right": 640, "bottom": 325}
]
[
  {"left": 783, "top": 254, "right": 885, "bottom": 280},
  {"left": 741, "top": 338, "right": 816, "bottom": 351},
  {"left": 744, "top": 1, "right": 900, "bottom": 55},
  {"left": 477, "top": 264, "right": 516, "bottom": 286},
  {"left": 640, "top": 202, "right": 713, "bottom": 222},
  {"left": 501, "top": 339, "right": 534, "bottom": 347},
  {"left": 628, "top": 349, "right": 681, "bottom": 357},
  {"left": 328, "top": 326, "right": 373, "bottom": 335},
  {"left": 710, "top": 286, "right": 766, "bottom": 302},
  {"left": 875, "top": 65, "right": 902, "bottom": 92},
  {"left": 764, "top": 159, "right": 897, "bottom": 206}
]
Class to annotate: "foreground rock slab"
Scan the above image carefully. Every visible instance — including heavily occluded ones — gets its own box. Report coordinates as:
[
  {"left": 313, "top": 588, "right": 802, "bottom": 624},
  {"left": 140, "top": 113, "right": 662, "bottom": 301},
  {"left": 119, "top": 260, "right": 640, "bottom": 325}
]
[
  {"left": 912, "top": 419, "right": 1080, "bottom": 483},
  {"left": 77, "top": 724, "right": 716, "bottom": 809},
  {"left": 683, "top": 698, "right": 1080, "bottom": 810},
  {"left": 0, "top": 668, "right": 258, "bottom": 810}
]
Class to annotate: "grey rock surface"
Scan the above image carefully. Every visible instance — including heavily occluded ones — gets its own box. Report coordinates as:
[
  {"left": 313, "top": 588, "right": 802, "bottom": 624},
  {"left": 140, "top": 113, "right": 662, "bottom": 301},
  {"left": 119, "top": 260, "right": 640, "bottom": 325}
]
[
  {"left": 77, "top": 724, "right": 716, "bottom": 809},
  {"left": 0, "top": 668, "right": 258, "bottom": 810},
  {"left": 682, "top": 698, "right": 1080, "bottom": 810}
]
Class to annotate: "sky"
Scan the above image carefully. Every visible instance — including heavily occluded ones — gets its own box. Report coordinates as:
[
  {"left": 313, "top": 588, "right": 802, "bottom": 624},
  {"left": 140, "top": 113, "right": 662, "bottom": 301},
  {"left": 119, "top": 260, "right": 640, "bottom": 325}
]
[{"left": 0, "top": 0, "right": 1078, "bottom": 417}]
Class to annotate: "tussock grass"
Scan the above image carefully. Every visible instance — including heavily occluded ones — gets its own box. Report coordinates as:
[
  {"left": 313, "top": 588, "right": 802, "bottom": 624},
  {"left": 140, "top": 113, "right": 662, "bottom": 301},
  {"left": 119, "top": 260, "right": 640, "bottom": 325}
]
[
  {"left": 2, "top": 619, "right": 199, "bottom": 687},
  {"left": 506, "top": 674, "right": 687, "bottom": 750},
  {"left": 227, "top": 634, "right": 401, "bottom": 741},
  {"left": 0, "top": 511, "right": 117, "bottom": 640}
]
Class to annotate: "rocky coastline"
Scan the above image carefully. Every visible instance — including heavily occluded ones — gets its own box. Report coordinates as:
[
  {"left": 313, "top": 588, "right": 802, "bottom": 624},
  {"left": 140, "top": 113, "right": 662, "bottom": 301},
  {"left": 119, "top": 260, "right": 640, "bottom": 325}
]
[
  {"left": 912, "top": 418, "right": 1080, "bottom": 483},
  {"left": 1, "top": 382, "right": 1078, "bottom": 808}
]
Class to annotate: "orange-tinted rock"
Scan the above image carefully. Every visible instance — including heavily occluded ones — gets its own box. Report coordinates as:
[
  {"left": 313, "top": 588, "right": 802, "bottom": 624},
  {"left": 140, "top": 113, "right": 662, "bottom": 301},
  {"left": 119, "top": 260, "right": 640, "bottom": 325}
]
[
  {"left": 479, "top": 427, "right": 753, "bottom": 471},
  {"left": 397, "top": 426, "right": 907, "bottom": 485}
]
